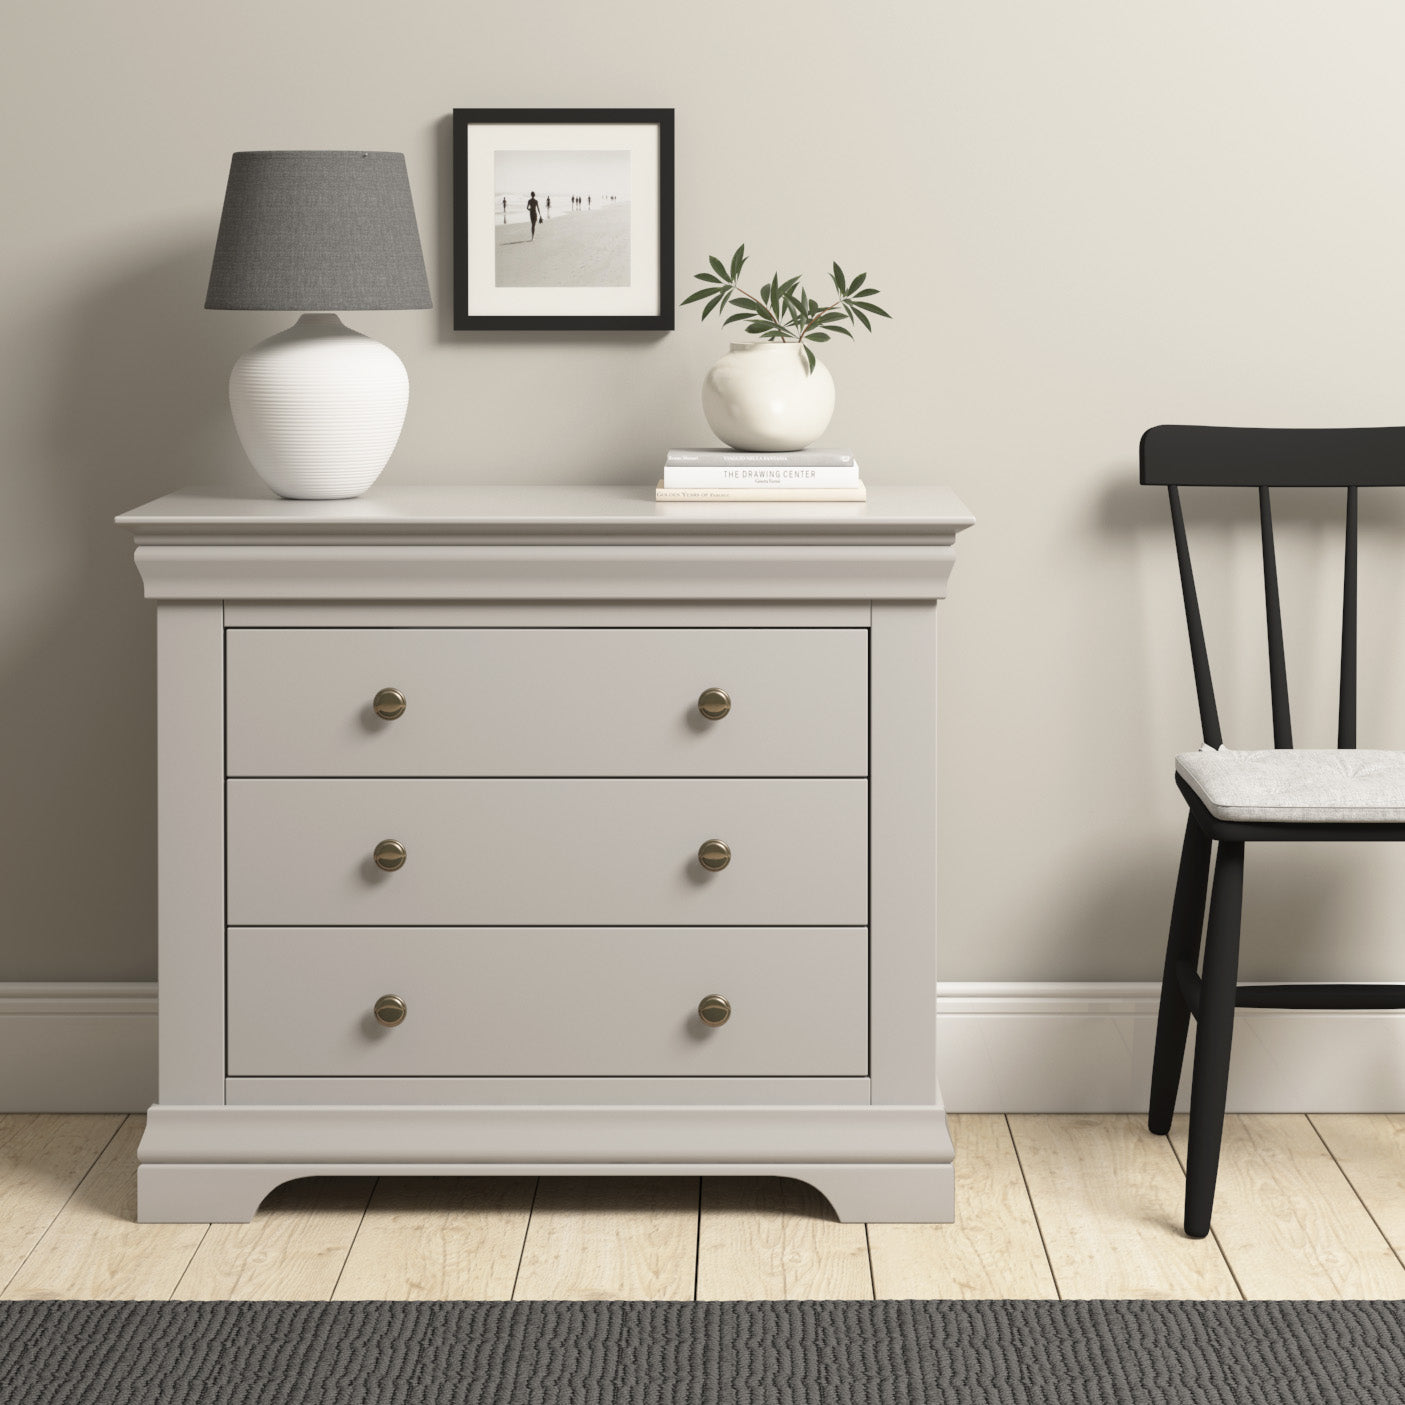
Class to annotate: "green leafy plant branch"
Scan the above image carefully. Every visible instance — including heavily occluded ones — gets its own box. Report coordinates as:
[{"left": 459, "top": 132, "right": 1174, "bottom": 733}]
[{"left": 681, "top": 244, "right": 891, "bottom": 372}]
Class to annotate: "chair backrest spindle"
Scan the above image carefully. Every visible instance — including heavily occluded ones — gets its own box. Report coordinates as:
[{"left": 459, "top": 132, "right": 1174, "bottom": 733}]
[
  {"left": 1258, "top": 486, "right": 1292, "bottom": 748},
  {"left": 1167, "top": 485, "right": 1223, "bottom": 749},
  {"left": 1339, "top": 485, "right": 1358, "bottom": 749}
]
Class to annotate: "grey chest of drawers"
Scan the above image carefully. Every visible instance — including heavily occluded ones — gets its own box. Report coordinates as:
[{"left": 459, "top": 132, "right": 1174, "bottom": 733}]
[{"left": 117, "top": 485, "right": 974, "bottom": 1224}]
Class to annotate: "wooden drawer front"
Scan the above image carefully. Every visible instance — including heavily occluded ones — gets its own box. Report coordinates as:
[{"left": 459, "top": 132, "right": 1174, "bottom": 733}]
[
  {"left": 225, "top": 628, "right": 868, "bottom": 777},
  {"left": 226, "top": 779, "right": 867, "bottom": 926},
  {"left": 227, "top": 927, "right": 868, "bottom": 1077}
]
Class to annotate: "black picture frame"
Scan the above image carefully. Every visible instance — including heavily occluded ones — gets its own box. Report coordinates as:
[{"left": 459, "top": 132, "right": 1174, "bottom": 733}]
[{"left": 452, "top": 108, "right": 674, "bottom": 332}]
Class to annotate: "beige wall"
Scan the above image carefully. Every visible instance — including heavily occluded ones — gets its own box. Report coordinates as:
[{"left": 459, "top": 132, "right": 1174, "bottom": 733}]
[{"left": 4, "top": 0, "right": 1405, "bottom": 982}]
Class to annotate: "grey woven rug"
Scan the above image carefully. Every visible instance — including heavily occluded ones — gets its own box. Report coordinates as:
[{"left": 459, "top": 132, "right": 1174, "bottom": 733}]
[{"left": 2, "top": 1298, "right": 1402, "bottom": 1403}]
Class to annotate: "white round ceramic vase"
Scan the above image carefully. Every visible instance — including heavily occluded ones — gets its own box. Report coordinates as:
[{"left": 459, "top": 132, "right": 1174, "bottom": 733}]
[
  {"left": 701, "top": 341, "right": 836, "bottom": 452},
  {"left": 228, "top": 313, "right": 410, "bottom": 500}
]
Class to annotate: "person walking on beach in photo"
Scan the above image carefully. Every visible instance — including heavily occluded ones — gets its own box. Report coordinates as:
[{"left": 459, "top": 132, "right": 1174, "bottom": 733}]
[
  {"left": 527, "top": 190, "right": 541, "bottom": 239},
  {"left": 546, "top": 195, "right": 551, "bottom": 217}
]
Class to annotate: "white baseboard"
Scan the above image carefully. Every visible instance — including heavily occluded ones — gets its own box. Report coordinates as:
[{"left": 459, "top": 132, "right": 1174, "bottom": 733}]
[
  {"left": 0, "top": 984, "right": 157, "bottom": 1112},
  {"left": 3, "top": 981, "right": 1403, "bottom": 1114},
  {"left": 938, "top": 982, "right": 1405, "bottom": 1113}
]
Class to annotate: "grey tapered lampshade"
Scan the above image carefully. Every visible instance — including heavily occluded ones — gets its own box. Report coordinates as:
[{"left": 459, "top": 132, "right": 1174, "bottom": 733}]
[{"left": 205, "top": 151, "right": 432, "bottom": 311}]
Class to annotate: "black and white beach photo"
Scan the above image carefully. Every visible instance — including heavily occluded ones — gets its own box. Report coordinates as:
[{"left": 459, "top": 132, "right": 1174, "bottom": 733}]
[
  {"left": 493, "top": 149, "right": 630, "bottom": 288},
  {"left": 453, "top": 108, "right": 674, "bottom": 330}
]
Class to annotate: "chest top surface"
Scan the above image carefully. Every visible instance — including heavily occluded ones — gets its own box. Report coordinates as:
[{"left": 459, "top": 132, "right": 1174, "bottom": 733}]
[
  {"left": 116, "top": 484, "right": 974, "bottom": 545},
  {"left": 116, "top": 484, "right": 974, "bottom": 603}
]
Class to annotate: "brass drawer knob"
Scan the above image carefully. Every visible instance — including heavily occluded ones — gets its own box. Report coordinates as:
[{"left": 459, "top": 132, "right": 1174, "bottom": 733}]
[
  {"left": 697, "top": 687, "right": 731, "bottom": 721},
  {"left": 373, "top": 687, "right": 407, "bottom": 721},
  {"left": 373, "top": 839, "right": 407, "bottom": 872},
  {"left": 374, "top": 994, "right": 407, "bottom": 1027},
  {"left": 698, "top": 994, "right": 731, "bottom": 1027},
  {"left": 697, "top": 839, "right": 731, "bottom": 872}
]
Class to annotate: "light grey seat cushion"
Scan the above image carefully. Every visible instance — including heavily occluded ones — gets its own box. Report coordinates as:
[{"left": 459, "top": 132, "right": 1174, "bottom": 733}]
[{"left": 1176, "top": 747, "right": 1405, "bottom": 822}]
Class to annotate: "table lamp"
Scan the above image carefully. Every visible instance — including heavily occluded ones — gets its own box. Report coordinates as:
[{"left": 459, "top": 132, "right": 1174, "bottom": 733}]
[{"left": 205, "top": 150, "right": 432, "bottom": 500}]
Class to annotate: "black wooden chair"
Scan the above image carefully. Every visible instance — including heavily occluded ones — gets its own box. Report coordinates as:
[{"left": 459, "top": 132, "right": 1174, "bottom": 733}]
[{"left": 1141, "top": 424, "right": 1405, "bottom": 1238}]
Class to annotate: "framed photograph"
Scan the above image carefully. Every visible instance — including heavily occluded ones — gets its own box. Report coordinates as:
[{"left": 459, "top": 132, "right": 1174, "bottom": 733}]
[{"left": 452, "top": 108, "right": 674, "bottom": 332}]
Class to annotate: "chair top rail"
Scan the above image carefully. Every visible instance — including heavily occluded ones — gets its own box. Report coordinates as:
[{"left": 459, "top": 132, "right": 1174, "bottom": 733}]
[{"left": 1141, "top": 425, "right": 1405, "bottom": 486}]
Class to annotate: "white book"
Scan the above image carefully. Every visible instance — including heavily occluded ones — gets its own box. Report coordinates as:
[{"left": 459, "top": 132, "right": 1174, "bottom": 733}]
[
  {"left": 655, "top": 480, "right": 866, "bottom": 503},
  {"left": 665, "top": 447, "right": 857, "bottom": 468},
  {"left": 663, "top": 462, "right": 861, "bottom": 489}
]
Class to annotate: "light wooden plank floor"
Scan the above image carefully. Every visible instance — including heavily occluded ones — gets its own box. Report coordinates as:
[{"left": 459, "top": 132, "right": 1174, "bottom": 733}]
[{"left": 5, "top": 1113, "right": 1405, "bottom": 1300}]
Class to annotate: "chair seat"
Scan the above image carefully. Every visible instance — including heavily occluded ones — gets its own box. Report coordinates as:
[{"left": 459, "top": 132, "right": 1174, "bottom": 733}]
[{"left": 1176, "top": 746, "right": 1405, "bottom": 822}]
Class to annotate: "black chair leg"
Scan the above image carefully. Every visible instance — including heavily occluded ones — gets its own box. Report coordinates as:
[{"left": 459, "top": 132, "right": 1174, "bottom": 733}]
[
  {"left": 1149, "top": 815, "right": 1213, "bottom": 1134},
  {"left": 1184, "top": 840, "right": 1245, "bottom": 1239}
]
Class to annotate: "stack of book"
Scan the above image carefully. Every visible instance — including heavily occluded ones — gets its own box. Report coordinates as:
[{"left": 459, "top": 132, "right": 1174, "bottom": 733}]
[{"left": 655, "top": 448, "right": 865, "bottom": 502}]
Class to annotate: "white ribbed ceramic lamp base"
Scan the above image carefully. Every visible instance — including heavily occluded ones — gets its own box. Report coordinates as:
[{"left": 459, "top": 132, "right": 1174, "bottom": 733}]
[{"left": 229, "top": 313, "right": 410, "bottom": 500}]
